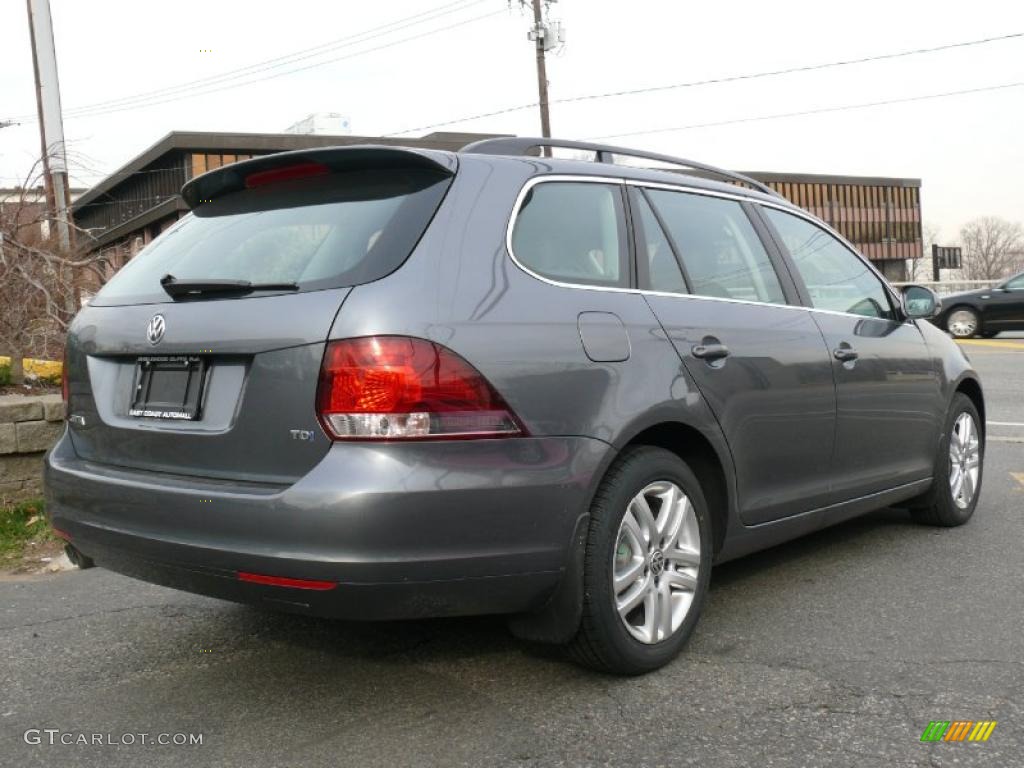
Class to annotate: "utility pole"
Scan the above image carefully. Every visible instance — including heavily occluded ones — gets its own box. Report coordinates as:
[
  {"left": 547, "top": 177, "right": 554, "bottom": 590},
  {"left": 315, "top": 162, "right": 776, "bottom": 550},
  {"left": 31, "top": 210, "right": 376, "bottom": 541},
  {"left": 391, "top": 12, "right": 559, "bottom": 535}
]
[
  {"left": 26, "top": 0, "right": 72, "bottom": 251},
  {"left": 528, "top": 0, "right": 552, "bottom": 138}
]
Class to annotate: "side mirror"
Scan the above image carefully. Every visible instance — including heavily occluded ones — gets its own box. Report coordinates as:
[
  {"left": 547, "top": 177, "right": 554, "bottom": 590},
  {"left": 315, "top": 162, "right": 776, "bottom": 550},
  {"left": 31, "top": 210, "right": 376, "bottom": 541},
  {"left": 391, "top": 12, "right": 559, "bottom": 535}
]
[{"left": 901, "top": 285, "right": 941, "bottom": 320}]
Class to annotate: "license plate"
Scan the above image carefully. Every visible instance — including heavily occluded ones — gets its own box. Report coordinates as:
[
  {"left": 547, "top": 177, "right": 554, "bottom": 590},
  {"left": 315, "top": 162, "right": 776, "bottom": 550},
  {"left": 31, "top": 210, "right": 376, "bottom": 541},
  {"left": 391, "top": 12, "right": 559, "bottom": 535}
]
[{"left": 129, "top": 356, "right": 207, "bottom": 420}]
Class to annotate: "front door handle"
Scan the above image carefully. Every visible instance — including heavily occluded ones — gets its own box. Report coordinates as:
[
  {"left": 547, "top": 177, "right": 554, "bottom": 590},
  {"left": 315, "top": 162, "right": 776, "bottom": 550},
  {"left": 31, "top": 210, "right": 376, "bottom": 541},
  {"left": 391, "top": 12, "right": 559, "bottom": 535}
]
[
  {"left": 833, "top": 345, "right": 859, "bottom": 362},
  {"left": 692, "top": 342, "right": 730, "bottom": 361}
]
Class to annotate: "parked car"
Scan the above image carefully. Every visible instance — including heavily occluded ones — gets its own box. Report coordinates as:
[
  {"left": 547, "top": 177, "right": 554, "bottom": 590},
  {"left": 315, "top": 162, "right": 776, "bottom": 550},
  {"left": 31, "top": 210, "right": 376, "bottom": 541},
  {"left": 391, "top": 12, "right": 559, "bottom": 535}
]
[
  {"left": 46, "top": 138, "right": 985, "bottom": 675},
  {"left": 932, "top": 271, "right": 1024, "bottom": 338}
]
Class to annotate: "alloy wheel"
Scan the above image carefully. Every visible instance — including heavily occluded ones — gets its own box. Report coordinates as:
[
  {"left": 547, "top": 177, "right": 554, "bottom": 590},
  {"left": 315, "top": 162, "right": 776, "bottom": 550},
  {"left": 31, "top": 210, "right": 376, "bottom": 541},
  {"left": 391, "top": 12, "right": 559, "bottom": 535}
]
[
  {"left": 947, "top": 310, "right": 978, "bottom": 338},
  {"left": 612, "top": 481, "right": 701, "bottom": 644},
  {"left": 949, "top": 412, "right": 981, "bottom": 509}
]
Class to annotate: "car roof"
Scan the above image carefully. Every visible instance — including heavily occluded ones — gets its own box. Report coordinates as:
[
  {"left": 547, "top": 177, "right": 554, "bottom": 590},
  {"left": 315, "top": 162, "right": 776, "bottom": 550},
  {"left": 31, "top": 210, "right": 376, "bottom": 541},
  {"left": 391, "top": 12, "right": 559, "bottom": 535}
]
[{"left": 457, "top": 151, "right": 793, "bottom": 208}]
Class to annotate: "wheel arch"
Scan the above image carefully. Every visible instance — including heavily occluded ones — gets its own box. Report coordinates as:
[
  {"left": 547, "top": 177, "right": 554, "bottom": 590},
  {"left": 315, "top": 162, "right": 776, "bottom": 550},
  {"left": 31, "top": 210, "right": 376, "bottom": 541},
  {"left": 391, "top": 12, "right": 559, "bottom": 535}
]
[
  {"left": 619, "top": 421, "right": 733, "bottom": 556},
  {"left": 954, "top": 374, "right": 986, "bottom": 438}
]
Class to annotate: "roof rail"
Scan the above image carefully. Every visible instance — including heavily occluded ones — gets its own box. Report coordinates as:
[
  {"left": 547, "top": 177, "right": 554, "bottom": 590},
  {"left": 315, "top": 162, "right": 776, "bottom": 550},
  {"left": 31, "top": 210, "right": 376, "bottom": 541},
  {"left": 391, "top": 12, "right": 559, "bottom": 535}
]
[{"left": 461, "top": 137, "right": 782, "bottom": 199}]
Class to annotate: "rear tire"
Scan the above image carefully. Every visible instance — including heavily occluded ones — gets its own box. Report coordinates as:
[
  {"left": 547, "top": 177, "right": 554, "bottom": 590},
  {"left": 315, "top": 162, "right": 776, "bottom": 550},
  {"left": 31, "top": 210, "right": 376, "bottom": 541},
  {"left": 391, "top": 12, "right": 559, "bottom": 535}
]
[
  {"left": 909, "top": 393, "right": 983, "bottom": 527},
  {"left": 567, "top": 446, "right": 712, "bottom": 675},
  {"left": 946, "top": 308, "right": 980, "bottom": 339}
]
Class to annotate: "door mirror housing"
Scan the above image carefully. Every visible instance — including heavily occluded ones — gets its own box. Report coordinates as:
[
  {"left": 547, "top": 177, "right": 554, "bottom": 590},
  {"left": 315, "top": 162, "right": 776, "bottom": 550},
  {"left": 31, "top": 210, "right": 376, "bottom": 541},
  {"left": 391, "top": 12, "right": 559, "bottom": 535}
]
[{"left": 900, "top": 285, "right": 941, "bottom": 320}]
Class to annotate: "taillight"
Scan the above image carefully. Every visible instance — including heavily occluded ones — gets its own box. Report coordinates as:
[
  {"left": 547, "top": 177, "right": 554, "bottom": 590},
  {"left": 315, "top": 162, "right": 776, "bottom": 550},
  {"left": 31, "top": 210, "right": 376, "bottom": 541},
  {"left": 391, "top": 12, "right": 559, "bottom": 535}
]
[{"left": 316, "top": 336, "right": 524, "bottom": 440}]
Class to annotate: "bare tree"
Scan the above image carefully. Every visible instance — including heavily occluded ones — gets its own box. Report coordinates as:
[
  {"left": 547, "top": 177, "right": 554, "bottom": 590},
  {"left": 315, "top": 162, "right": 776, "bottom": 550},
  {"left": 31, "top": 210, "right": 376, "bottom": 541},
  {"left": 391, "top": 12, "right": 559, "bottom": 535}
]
[
  {"left": 0, "top": 158, "right": 111, "bottom": 386},
  {"left": 906, "top": 221, "right": 940, "bottom": 283},
  {"left": 959, "top": 216, "right": 1024, "bottom": 281}
]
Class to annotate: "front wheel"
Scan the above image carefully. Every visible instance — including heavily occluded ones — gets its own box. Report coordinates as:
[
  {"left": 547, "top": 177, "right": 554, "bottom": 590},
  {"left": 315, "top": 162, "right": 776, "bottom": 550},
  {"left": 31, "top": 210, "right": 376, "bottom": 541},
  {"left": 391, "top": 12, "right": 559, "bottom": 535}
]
[
  {"left": 567, "top": 447, "right": 712, "bottom": 675},
  {"left": 909, "top": 393, "right": 983, "bottom": 527}
]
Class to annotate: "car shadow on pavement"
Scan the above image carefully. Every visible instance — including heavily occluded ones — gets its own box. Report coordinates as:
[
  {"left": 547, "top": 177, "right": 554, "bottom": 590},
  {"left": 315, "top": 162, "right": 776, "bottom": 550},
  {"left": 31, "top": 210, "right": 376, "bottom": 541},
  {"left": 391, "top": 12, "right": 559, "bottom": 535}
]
[
  {"left": 209, "top": 506, "right": 922, "bottom": 671},
  {"left": 709, "top": 506, "right": 918, "bottom": 589}
]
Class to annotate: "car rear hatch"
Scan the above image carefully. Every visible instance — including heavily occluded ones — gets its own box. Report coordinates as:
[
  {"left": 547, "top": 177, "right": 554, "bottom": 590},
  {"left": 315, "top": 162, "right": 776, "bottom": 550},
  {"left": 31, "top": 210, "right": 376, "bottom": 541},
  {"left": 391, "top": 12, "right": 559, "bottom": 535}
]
[{"left": 66, "top": 146, "right": 456, "bottom": 484}]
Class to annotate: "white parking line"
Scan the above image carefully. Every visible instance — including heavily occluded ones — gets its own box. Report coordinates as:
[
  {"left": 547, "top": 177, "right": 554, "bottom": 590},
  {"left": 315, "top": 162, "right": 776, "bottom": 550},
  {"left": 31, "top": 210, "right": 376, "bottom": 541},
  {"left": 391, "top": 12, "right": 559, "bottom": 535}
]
[{"left": 988, "top": 421, "right": 1024, "bottom": 427}]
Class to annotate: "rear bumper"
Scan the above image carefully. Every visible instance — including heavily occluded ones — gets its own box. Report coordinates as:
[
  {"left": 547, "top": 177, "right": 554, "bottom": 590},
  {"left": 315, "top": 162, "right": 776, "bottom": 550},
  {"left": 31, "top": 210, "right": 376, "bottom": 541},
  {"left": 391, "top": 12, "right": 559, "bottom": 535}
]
[{"left": 44, "top": 432, "right": 610, "bottom": 620}]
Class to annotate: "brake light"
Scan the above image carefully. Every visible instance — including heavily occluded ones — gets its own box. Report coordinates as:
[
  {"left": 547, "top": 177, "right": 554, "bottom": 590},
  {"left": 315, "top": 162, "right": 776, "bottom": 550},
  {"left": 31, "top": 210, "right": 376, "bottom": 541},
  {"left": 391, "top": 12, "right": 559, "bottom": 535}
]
[
  {"left": 316, "top": 337, "right": 524, "bottom": 440},
  {"left": 244, "top": 162, "right": 329, "bottom": 189}
]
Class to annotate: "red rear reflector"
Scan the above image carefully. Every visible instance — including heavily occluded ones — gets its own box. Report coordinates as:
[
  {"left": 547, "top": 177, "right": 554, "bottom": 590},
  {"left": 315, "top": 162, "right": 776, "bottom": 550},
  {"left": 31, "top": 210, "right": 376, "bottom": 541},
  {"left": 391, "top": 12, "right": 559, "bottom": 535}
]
[
  {"left": 52, "top": 526, "right": 72, "bottom": 541},
  {"left": 244, "top": 162, "right": 329, "bottom": 189},
  {"left": 316, "top": 336, "right": 524, "bottom": 440},
  {"left": 237, "top": 571, "right": 337, "bottom": 591}
]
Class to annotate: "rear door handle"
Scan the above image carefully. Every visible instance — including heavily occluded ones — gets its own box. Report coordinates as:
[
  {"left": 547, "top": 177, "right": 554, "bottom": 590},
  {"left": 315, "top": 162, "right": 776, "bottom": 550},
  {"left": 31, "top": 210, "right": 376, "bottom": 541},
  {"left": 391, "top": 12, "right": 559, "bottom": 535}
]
[
  {"left": 833, "top": 346, "right": 859, "bottom": 362},
  {"left": 692, "top": 342, "right": 730, "bottom": 361}
]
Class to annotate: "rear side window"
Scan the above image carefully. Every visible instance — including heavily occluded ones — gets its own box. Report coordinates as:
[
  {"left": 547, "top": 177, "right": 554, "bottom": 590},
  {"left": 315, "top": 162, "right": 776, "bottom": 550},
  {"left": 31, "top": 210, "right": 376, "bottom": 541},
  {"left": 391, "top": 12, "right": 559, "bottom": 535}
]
[
  {"left": 94, "top": 168, "right": 451, "bottom": 305},
  {"left": 634, "top": 191, "right": 687, "bottom": 294},
  {"left": 511, "top": 182, "right": 628, "bottom": 287},
  {"left": 646, "top": 189, "right": 786, "bottom": 305},
  {"left": 763, "top": 207, "right": 894, "bottom": 319}
]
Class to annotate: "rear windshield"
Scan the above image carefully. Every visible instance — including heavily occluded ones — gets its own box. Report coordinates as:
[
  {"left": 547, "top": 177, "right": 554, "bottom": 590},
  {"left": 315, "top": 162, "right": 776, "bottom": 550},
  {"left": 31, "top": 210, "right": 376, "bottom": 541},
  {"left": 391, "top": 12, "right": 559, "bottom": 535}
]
[{"left": 93, "top": 167, "right": 452, "bottom": 305}]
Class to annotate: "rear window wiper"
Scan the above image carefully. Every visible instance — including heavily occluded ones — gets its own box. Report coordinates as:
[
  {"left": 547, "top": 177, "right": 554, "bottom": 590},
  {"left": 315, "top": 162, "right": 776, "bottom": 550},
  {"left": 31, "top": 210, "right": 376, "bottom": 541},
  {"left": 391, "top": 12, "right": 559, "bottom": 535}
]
[{"left": 159, "top": 274, "right": 299, "bottom": 299}]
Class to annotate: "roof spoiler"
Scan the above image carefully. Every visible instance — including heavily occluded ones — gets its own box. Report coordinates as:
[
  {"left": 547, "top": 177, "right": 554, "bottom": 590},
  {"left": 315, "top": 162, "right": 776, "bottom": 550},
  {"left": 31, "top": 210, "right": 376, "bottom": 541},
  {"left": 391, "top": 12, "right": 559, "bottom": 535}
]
[{"left": 181, "top": 145, "right": 457, "bottom": 209}]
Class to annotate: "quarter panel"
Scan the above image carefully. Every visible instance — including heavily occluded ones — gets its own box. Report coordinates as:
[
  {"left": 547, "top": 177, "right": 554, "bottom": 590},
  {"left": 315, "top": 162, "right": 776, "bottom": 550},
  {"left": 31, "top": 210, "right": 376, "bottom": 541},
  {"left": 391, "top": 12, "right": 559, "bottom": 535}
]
[{"left": 331, "top": 159, "right": 725, "bottom": 448}]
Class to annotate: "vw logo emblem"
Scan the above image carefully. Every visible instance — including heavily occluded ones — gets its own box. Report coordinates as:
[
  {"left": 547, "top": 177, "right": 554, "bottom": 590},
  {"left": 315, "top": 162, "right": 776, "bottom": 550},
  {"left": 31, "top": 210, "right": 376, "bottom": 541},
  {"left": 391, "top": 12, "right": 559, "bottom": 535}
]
[
  {"left": 649, "top": 549, "right": 665, "bottom": 577},
  {"left": 146, "top": 314, "right": 166, "bottom": 345}
]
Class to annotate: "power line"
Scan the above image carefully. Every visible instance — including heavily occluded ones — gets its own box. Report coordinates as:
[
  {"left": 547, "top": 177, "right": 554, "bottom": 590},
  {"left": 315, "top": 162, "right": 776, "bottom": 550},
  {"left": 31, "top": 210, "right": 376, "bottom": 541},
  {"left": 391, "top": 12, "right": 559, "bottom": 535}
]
[
  {"left": 586, "top": 81, "right": 1024, "bottom": 140},
  {"left": 62, "top": 0, "right": 488, "bottom": 118},
  {"left": 4, "top": 1, "right": 497, "bottom": 123},
  {"left": 384, "top": 31, "right": 1023, "bottom": 135},
  {"left": 64, "top": 10, "right": 504, "bottom": 121}
]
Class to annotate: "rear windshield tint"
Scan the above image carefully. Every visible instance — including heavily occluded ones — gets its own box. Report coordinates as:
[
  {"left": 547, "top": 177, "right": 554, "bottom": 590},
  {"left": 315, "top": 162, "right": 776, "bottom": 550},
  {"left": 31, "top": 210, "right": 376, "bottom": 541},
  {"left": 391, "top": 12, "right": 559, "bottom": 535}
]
[{"left": 93, "top": 168, "right": 452, "bottom": 305}]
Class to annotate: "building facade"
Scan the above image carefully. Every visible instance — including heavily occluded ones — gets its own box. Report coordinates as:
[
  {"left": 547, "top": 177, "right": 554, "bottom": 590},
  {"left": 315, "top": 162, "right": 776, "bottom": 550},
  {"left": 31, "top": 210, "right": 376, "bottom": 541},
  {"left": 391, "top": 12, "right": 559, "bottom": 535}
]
[{"left": 72, "top": 132, "right": 923, "bottom": 281}]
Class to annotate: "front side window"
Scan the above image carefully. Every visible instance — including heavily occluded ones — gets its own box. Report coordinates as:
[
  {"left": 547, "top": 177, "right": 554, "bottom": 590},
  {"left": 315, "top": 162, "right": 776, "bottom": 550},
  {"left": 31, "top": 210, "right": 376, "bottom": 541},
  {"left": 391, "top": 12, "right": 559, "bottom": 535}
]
[
  {"left": 646, "top": 189, "right": 786, "bottom": 304},
  {"left": 763, "top": 208, "right": 894, "bottom": 319},
  {"left": 511, "top": 182, "right": 628, "bottom": 287}
]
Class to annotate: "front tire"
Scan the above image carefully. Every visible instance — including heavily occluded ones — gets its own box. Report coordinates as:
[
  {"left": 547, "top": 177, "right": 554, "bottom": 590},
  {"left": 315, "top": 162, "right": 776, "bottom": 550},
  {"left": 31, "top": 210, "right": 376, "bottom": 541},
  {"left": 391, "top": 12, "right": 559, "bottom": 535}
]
[
  {"left": 568, "top": 447, "right": 712, "bottom": 675},
  {"left": 909, "top": 393, "right": 983, "bottom": 527}
]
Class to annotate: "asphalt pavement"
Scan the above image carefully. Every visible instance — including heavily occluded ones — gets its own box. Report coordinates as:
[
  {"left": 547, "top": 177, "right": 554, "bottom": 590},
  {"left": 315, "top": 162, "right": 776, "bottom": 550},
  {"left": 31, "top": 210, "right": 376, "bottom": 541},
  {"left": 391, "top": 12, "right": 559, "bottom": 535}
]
[{"left": 2, "top": 335, "right": 1023, "bottom": 768}]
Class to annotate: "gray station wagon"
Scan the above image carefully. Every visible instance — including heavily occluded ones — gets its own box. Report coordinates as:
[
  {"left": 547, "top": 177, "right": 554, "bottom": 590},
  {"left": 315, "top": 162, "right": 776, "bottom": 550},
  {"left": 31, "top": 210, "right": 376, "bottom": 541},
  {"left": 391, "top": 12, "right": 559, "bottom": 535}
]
[{"left": 46, "top": 138, "right": 985, "bottom": 674}]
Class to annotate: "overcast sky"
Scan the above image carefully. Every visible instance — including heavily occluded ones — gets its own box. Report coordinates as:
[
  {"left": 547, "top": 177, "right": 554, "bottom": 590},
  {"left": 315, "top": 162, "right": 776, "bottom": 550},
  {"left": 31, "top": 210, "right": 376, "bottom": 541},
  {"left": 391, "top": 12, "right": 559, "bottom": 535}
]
[{"left": 1, "top": 0, "right": 1022, "bottom": 238}]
